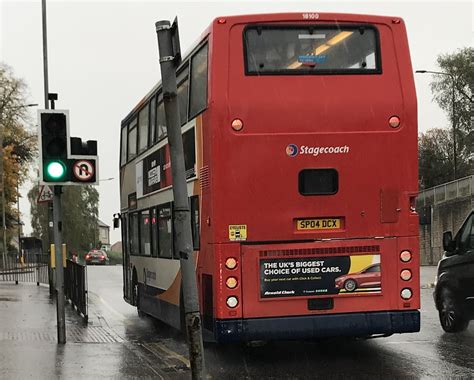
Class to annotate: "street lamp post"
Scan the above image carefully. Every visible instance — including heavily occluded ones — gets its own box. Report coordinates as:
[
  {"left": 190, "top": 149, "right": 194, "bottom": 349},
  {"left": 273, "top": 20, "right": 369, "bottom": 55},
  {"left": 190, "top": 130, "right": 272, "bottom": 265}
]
[{"left": 416, "top": 70, "right": 457, "bottom": 180}]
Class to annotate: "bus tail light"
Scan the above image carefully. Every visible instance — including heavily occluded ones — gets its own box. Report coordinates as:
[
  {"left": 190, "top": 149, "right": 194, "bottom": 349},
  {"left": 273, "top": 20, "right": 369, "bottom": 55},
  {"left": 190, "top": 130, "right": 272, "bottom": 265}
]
[
  {"left": 400, "top": 269, "right": 412, "bottom": 281},
  {"left": 389, "top": 115, "right": 401, "bottom": 128},
  {"left": 400, "top": 288, "right": 412, "bottom": 300},
  {"left": 400, "top": 250, "right": 412, "bottom": 263},
  {"left": 231, "top": 118, "right": 243, "bottom": 131},
  {"left": 226, "top": 296, "right": 239, "bottom": 308},
  {"left": 225, "top": 257, "right": 238, "bottom": 270},
  {"left": 226, "top": 277, "right": 238, "bottom": 289}
]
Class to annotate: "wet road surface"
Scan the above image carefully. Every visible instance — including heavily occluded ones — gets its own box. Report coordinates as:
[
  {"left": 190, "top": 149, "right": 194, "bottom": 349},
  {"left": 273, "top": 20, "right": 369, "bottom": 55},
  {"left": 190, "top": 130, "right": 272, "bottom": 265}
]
[{"left": 86, "top": 265, "right": 474, "bottom": 379}]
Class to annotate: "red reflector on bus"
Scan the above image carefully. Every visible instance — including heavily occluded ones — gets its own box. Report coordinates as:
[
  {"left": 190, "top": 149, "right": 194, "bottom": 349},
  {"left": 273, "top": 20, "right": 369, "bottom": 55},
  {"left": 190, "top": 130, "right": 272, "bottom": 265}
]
[
  {"left": 218, "top": 19, "right": 227, "bottom": 24},
  {"left": 231, "top": 119, "right": 243, "bottom": 131},
  {"left": 400, "top": 250, "right": 412, "bottom": 262},
  {"left": 225, "top": 257, "right": 238, "bottom": 270},
  {"left": 389, "top": 116, "right": 401, "bottom": 128},
  {"left": 400, "top": 269, "right": 412, "bottom": 281},
  {"left": 226, "top": 277, "right": 238, "bottom": 289}
]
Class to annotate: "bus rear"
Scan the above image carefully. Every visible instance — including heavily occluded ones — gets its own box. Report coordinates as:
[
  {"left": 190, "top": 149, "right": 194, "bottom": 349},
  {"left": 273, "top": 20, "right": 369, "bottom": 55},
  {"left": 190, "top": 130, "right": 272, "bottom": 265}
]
[{"left": 204, "top": 13, "right": 419, "bottom": 342}]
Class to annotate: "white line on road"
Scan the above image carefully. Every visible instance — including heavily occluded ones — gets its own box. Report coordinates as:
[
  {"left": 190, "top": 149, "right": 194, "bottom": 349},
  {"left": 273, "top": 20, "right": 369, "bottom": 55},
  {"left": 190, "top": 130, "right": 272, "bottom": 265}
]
[
  {"left": 89, "top": 290, "right": 128, "bottom": 322},
  {"left": 149, "top": 342, "right": 191, "bottom": 368}
]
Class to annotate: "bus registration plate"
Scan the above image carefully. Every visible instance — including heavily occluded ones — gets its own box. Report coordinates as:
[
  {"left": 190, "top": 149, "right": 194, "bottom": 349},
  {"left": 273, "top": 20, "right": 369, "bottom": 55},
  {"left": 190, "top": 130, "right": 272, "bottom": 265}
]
[{"left": 297, "top": 218, "right": 340, "bottom": 231}]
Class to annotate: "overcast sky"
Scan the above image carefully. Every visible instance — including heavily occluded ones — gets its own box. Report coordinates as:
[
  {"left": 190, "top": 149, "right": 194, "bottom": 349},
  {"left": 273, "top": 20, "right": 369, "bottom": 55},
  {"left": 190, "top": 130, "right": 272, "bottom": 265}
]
[{"left": 1, "top": 0, "right": 472, "bottom": 243}]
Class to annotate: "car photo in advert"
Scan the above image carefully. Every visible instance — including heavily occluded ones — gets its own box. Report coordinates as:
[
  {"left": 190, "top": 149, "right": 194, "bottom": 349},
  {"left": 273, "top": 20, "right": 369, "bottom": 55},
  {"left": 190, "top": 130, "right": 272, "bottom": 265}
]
[{"left": 260, "top": 255, "right": 381, "bottom": 298}]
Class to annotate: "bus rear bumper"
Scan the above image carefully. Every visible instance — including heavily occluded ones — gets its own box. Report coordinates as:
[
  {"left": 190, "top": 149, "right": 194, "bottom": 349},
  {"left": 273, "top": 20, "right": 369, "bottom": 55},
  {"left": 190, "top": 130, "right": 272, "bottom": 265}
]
[{"left": 214, "top": 310, "right": 420, "bottom": 343}]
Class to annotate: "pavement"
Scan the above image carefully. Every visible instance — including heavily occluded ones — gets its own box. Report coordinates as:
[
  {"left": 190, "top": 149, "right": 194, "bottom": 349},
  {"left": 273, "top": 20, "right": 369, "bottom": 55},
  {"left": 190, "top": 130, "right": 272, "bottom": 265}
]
[
  {"left": 0, "top": 282, "right": 180, "bottom": 380},
  {"left": 0, "top": 266, "right": 461, "bottom": 380}
]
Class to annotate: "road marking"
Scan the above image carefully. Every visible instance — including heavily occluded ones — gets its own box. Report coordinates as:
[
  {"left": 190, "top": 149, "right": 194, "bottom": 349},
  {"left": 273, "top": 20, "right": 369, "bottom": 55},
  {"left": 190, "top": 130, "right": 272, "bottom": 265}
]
[
  {"left": 383, "top": 340, "right": 437, "bottom": 344},
  {"left": 150, "top": 342, "right": 191, "bottom": 368},
  {"left": 89, "top": 290, "right": 190, "bottom": 370},
  {"left": 89, "top": 291, "right": 128, "bottom": 321}
]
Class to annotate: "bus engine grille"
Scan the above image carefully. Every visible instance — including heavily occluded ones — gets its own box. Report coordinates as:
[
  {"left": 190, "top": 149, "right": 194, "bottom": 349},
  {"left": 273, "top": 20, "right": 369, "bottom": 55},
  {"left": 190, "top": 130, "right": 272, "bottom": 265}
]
[{"left": 259, "top": 245, "right": 380, "bottom": 257}]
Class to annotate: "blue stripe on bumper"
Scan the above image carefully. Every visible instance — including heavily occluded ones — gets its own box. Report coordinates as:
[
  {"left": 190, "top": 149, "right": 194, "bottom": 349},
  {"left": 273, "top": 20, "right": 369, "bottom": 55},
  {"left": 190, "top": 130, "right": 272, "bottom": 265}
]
[{"left": 215, "top": 310, "right": 420, "bottom": 342}]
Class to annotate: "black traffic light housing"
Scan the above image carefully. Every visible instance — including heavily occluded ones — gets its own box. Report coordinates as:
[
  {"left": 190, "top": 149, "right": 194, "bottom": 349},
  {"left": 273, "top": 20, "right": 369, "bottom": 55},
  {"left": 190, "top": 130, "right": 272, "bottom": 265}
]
[
  {"left": 40, "top": 111, "right": 69, "bottom": 183},
  {"left": 38, "top": 109, "right": 99, "bottom": 185}
]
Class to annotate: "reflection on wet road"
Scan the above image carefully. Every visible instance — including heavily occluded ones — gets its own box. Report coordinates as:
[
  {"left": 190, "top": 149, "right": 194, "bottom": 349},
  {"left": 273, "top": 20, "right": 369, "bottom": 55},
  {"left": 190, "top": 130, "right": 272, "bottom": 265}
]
[{"left": 87, "top": 265, "right": 474, "bottom": 379}]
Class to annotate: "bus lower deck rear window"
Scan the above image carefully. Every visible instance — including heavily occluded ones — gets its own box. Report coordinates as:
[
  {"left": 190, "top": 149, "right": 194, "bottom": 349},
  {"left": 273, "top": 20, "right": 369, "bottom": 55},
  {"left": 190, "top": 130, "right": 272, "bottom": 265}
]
[{"left": 299, "top": 169, "right": 338, "bottom": 195}]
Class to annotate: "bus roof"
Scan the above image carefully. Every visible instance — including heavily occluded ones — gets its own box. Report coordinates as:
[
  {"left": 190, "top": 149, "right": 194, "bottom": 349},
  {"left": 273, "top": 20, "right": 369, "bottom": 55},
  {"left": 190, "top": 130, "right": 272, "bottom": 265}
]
[
  {"left": 120, "top": 12, "right": 403, "bottom": 126},
  {"left": 210, "top": 12, "right": 403, "bottom": 25}
]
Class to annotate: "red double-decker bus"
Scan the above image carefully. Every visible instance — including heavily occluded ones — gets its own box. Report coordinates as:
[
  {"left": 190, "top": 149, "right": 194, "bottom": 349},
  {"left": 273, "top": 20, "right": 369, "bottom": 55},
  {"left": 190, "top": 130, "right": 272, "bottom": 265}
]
[{"left": 119, "top": 12, "right": 420, "bottom": 342}]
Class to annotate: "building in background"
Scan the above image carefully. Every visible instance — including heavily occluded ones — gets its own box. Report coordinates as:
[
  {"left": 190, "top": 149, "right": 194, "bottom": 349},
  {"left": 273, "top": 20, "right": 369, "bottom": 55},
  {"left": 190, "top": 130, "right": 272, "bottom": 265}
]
[
  {"left": 98, "top": 219, "right": 110, "bottom": 251},
  {"left": 110, "top": 241, "right": 122, "bottom": 253}
]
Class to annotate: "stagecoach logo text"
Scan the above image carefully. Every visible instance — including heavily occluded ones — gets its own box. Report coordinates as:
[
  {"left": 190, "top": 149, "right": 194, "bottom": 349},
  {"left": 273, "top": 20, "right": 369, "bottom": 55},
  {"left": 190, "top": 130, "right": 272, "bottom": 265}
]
[{"left": 286, "top": 144, "right": 350, "bottom": 157}]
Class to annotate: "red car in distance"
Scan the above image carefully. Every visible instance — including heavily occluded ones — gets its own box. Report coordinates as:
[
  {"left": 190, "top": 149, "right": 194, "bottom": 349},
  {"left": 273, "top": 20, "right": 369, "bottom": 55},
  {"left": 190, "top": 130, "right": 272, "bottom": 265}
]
[
  {"left": 85, "top": 250, "right": 108, "bottom": 265},
  {"left": 335, "top": 264, "right": 381, "bottom": 292}
]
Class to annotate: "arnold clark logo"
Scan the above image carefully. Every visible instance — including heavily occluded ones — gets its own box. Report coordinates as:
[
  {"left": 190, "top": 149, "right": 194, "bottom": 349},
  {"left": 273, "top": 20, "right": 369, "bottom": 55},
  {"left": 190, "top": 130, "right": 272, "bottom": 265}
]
[{"left": 286, "top": 144, "right": 350, "bottom": 157}]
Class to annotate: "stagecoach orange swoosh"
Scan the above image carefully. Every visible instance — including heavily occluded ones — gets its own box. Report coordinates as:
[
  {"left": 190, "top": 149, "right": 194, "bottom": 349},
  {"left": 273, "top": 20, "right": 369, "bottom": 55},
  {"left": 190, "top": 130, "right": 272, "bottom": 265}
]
[{"left": 157, "top": 251, "right": 199, "bottom": 306}]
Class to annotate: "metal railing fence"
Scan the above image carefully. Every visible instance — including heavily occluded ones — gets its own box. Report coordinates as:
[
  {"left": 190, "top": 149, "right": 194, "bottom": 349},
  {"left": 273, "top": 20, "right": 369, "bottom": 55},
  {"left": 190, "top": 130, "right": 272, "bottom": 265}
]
[
  {"left": 0, "top": 250, "right": 49, "bottom": 285},
  {"left": 64, "top": 259, "right": 88, "bottom": 322},
  {"left": 417, "top": 175, "right": 473, "bottom": 208}
]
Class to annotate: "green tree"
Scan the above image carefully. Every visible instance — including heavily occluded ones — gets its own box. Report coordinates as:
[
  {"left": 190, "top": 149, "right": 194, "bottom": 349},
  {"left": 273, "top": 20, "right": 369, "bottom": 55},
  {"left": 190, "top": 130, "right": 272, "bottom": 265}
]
[
  {"left": 419, "top": 128, "right": 472, "bottom": 190},
  {"left": 419, "top": 128, "right": 452, "bottom": 189},
  {"left": 28, "top": 185, "right": 99, "bottom": 255},
  {"left": 429, "top": 47, "right": 473, "bottom": 178},
  {"left": 0, "top": 63, "right": 36, "bottom": 253}
]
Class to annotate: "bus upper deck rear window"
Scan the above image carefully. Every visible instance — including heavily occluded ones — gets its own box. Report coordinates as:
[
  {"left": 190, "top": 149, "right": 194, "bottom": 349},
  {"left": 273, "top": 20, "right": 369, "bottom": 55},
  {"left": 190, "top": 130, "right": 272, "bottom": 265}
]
[{"left": 244, "top": 25, "right": 380, "bottom": 75}]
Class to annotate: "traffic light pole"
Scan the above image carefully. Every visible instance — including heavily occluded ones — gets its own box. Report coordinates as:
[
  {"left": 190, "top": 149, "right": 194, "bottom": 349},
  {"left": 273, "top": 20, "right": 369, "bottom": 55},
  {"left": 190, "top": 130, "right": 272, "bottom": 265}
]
[
  {"left": 53, "top": 185, "right": 66, "bottom": 344},
  {"left": 47, "top": 96, "right": 66, "bottom": 344},
  {"left": 156, "top": 20, "right": 206, "bottom": 379}
]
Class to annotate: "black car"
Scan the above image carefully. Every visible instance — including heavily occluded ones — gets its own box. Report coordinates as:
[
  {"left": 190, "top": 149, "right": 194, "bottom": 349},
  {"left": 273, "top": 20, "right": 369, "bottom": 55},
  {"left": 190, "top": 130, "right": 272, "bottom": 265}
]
[{"left": 434, "top": 210, "right": 474, "bottom": 332}]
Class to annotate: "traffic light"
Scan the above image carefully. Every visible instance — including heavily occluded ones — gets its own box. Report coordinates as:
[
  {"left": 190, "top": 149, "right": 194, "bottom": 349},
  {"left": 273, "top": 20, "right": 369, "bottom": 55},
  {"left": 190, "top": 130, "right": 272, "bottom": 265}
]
[
  {"left": 39, "top": 111, "right": 69, "bottom": 183},
  {"left": 38, "top": 109, "right": 99, "bottom": 186}
]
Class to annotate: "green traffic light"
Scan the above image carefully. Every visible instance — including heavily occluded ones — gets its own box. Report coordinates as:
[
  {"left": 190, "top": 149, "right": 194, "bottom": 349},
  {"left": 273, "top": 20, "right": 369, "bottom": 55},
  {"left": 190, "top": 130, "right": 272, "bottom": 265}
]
[{"left": 46, "top": 161, "right": 66, "bottom": 179}]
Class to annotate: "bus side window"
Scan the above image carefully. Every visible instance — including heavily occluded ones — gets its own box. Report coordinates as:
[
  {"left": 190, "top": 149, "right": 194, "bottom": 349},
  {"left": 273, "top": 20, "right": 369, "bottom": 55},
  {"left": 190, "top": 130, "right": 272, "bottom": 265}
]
[
  {"left": 140, "top": 210, "right": 151, "bottom": 256},
  {"left": 148, "top": 96, "right": 156, "bottom": 147},
  {"left": 155, "top": 93, "right": 167, "bottom": 142},
  {"left": 189, "top": 43, "right": 208, "bottom": 119},
  {"left": 158, "top": 204, "right": 173, "bottom": 259},
  {"left": 138, "top": 104, "right": 149, "bottom": 154},
  {"left": 177, "top": 66, "right": 189, "bottom": 126},
  {"left": 129, "top": 212, "right": 139, "bottom": 255},
  {"left": 151, "top": 208, "right": 159, "bottom": 257},
  {"left": 121, "top": 214, "right": 128, "bottom": 255},
  {"left": 120, "top": 125, "right": 127, "bottom": 165},
  {"left": 128, "top": 118, "right": 137, "bottom": 161}
]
